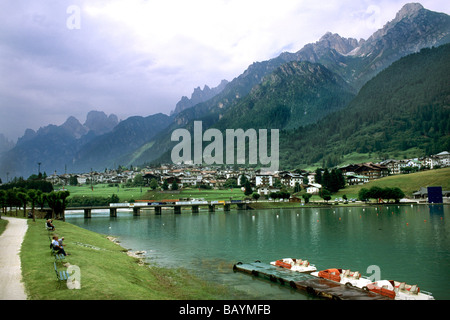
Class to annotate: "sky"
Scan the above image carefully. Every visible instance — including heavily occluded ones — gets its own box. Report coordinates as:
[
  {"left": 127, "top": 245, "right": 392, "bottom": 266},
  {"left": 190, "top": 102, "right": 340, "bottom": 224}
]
[{"left": 1, "top": 0, "right": 449, "bottom": 142}]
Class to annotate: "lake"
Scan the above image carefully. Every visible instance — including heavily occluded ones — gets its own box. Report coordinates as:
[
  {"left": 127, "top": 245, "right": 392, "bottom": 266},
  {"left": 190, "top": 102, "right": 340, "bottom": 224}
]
[{"left": 66, "top": 204, "right": 449, "bottom": 300}]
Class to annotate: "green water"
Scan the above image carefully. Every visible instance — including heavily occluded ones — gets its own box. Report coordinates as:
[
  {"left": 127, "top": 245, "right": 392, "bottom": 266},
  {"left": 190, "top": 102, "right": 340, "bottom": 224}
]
[{"left": 66, "top": 204, "right": 449, "bottom": 300}]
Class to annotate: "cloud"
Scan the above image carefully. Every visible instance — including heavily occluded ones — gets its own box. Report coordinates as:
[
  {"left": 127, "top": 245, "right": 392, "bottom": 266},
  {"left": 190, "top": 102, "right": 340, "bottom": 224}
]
[{"left": 0, "top": 0, "right": 449, "bottom": 141}]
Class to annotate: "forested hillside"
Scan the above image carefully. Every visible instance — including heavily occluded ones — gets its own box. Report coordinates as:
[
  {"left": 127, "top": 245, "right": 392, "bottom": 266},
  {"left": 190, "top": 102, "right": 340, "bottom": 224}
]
[
  {"left": 213, "top": 61, "right": 356, "bottom": 131},
  {"left": 279, "top": 44, "right": 450, "bottom": 168}
]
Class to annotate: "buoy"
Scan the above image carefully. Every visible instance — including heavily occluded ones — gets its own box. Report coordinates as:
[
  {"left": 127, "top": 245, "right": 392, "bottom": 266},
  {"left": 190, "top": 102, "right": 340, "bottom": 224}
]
[
  {"left": 406, "top": 223, "right": 409, "bottom": 226},
  {"left": 424, "top": 220, "right": 427, "bottom": 222}
]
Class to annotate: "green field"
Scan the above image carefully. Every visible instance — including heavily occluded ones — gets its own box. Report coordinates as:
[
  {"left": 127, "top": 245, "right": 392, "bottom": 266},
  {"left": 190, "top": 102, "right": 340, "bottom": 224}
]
[
  {"left": 64, "top": 184, "right": 152, "bottom": 202},
  {"left": 64, "top": 184, "right": 247, "bottom": 203}
]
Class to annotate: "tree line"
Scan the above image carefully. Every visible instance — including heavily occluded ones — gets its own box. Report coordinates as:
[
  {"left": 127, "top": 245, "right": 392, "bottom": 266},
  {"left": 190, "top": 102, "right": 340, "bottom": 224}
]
[
  {"left": 0, "top": 188, "right": 69, "bottom": 222},
  {"left": 315, "top": 168, "right": 346, "bottom": 193},
  {"left": 358, "top": 186, "right": 405, "bottom": 203}
]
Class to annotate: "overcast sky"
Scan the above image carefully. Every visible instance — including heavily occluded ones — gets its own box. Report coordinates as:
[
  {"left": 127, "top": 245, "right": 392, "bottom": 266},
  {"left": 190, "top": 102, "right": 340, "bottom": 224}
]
[{"left": 1, "top": 0, "right": 449, "bottom": 142}]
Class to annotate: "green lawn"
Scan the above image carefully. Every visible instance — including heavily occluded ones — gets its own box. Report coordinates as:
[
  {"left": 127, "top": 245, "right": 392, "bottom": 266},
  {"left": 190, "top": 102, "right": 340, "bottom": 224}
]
[
  {"left": 64, "top": 184, "right": 247, "bottom": 203},
  {"left": 64, "top": 184, "right": 146, "bottom": 202},
  {"left": 19, "top": 217, "right": 236, "bottom": 300},
  {"left": 0, "top": 217, "right": 7, "bottom": 235}
]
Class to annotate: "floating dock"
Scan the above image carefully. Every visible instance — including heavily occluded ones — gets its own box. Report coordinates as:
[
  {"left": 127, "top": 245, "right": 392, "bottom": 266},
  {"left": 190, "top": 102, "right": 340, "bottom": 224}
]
[{"left": 233, "top": 261, "right": 391, "bottom": 300}]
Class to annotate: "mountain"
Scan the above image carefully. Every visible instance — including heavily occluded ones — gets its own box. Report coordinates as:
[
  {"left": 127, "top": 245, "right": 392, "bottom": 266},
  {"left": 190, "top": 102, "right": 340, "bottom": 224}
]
[
  {"left": 71, "top": 113, "right": 172, "bottom": 171},
  {"left": 1, "top": 3, "right": 449, "bottom": 179},
  {"left": 171, "top": 80, "right": 229, "bottom": 116},
  {"left": 279, "top": 43, "right": 450, "bottom": 168},
  {"left": 83, "top": 111, "right": 119, "bottom": 136},
  {"left": 137, "top": 3, "right": 450, "bottom": 167},
  {"left": 150, "top": 61, "right": 358, "bottom": 165},
  {"left": 213, "top": 61, "right": 356, "bottom": 131},
  {"left": 0, "top": 111, "right": 119, "bottom": 179},
  {"left": 278, "top": 3, "right": 450, "bottom": 89},
  {"left": 347, "top": 2, "right": 450, "bottom": 87}
]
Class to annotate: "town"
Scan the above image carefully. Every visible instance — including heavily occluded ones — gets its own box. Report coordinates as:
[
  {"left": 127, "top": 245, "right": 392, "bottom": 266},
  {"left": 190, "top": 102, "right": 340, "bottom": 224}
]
[{"left": 42, "top": 151, "right": 449, "bottom": 198}]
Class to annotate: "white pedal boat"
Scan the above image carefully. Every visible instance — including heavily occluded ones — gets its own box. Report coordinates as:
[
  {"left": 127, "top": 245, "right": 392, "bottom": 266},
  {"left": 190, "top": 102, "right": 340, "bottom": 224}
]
[
  {"left": 366, "top": 280, "right": 434, "bottom": 300},
  {"left": 270, "top": 258, "right": 317, "bottom": 273},
  {"left": 310, "top": 268, "right": 372, "bottom": 289}
]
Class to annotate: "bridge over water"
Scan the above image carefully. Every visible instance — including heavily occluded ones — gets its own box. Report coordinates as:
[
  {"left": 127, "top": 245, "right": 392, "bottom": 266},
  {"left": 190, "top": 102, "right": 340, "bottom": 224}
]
[{"left": 65, "top": 200, "right": 250, "bottom": 218}]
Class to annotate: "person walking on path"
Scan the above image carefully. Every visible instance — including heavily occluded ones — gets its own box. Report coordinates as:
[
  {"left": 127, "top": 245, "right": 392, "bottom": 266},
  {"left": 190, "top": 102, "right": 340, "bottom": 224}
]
[{"left": 0, "top": 217, "right": 28, "bottom": 300}]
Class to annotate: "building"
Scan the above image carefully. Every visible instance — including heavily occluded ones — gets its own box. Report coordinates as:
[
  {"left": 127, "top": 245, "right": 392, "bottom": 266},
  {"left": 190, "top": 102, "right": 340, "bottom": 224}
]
[
  {"left": 306, "top": 183, "right": 322, "bottom": 194},
  {"left": 307, "top": 173, "right": 316, "bottom": 184},
  {"left": 279, "top": 172, "right": 303, "bottom": 187},
  {"left": 255, "top": 174, "right": 273, "bottom": 187},
  {"left": 346, "top": 174, "right": 369, "bottom": 185},
  {"left": 421, "top": 156, "right": 440, "bottom": 169},
  {"left": 341, "top": 163, "right": 388, "bottom": 180},
  {"left": 257, "top": 186, "right": 281, "bottom": 196},
  {"left": 435, "top": 151, "right": 450, "bottom": 167}
]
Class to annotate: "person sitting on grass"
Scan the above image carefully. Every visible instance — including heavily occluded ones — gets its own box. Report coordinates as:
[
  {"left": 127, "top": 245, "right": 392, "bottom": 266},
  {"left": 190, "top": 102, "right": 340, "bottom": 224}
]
[
  {"left": 52, "top": 235, "right": 68, "bottom": 256},
  {"left": 46, "top": 219, "right": 55, "bottom": 231}
]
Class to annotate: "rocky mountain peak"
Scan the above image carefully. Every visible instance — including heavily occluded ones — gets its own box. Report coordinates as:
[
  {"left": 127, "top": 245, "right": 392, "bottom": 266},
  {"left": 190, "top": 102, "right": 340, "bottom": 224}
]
[
  {"left": 171, "top": 79, "right": 229, "bottom": 116},
  {"left": 84, "top": 110, "right": 119, "bottom": 135},
  {"left": 317, "top": 32, "right": 360, "bottom": 55},
  {"left": 395, "top": 3, "right": 424, "bottom": 22},
  {"left": 61, "top": 116, "right": 87, "bottom": 139}
]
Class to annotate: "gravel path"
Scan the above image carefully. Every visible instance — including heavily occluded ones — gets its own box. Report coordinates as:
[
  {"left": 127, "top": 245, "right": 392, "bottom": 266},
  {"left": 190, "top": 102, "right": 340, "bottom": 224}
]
[{"left": 0, "top": 217, "right": 28, "bottom": 300}]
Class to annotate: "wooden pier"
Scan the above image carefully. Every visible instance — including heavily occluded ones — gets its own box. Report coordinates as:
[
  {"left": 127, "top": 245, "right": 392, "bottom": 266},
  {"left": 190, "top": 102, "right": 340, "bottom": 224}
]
[{"left": 233, "top": 261, "right": 391, "bottom": 300}]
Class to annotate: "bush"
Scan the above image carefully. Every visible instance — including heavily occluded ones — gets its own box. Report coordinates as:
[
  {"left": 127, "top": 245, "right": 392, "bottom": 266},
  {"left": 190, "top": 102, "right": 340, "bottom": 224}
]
[{"left": 67, "top": 194, "right": 120, "bottom": 207}]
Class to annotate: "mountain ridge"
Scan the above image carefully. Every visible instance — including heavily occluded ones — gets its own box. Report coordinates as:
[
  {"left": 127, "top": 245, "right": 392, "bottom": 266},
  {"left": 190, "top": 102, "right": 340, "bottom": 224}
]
[
  {"left": 1, "top": 3, "right": 449, "bottom": 180},
  {"left": 279, "top": 43, "right": 450, "bottom": 168},
  {"left": 134, "top": 2, "right": 450, "bottom": 167}
]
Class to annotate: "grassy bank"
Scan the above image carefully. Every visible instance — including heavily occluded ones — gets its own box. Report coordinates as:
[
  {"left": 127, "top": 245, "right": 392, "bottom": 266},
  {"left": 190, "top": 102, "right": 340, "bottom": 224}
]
[
  {"left": 334, "top": 167, "right": 450, "bottom": 199},
  {"left": 0, "top": 217, "right": 7, "bottom": 235},
  {"left": 20, "top": 218, "right": 236, "bottom": 300}
]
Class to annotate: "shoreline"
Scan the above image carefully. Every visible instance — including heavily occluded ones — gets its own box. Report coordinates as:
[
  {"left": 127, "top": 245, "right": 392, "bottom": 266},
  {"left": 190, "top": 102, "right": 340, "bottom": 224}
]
[{"left": 106, "top": 235, "right": 148, "bottom": 266}]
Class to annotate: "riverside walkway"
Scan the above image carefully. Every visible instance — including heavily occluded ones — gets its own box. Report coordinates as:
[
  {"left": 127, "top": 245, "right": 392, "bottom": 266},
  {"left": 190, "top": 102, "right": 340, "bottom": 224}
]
[{"left": 0, "top": 217, "right": 28, "bottom": 300}]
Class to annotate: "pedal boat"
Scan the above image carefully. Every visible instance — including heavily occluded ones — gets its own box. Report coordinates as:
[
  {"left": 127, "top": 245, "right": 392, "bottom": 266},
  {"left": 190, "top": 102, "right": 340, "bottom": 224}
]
[
  {"left": 270, "top": 258, "right": 317, "bottom": 273},
  {"left": 365, "top": 280, "right": 434, "bottom": 300},
  {"left": 310, "top": 268, "right": 372, "bottom": 289}
]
